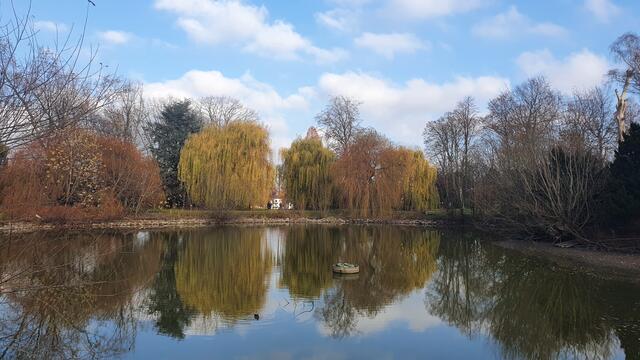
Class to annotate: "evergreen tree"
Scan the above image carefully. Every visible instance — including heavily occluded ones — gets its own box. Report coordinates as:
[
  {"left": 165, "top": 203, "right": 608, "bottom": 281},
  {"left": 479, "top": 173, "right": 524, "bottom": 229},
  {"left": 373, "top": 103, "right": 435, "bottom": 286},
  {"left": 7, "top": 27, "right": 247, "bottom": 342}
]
[
  {"left": 601, "top": 123, "right": 640, "bottom": 227},
  {"left": 146, "top": 100, "right": 202, "bottom": 207}
]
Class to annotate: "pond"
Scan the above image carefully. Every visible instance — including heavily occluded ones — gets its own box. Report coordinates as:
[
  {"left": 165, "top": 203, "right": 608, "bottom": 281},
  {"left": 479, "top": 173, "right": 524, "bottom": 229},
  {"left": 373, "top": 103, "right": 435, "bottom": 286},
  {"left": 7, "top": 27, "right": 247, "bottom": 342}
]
[{"left": 0, "top": 226, "right": 638, "bottom": 359}]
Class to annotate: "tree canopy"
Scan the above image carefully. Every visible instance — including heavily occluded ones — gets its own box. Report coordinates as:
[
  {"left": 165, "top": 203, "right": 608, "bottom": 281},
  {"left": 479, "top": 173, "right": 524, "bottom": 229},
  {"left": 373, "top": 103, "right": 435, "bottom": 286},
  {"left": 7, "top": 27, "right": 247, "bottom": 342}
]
[
  {"left": 146, "top": 100, "right": 202, "bottom": 207},
  {"left": 333, "top": 130, "right": 438, "bottom": 216},
  {"left": 398, "top": 148, "right": 439, "bottom": 212},
  {"left": 280, "top": 135, "right": 335, "bottom": 210},
  {"left": 178, "top": 121, "right": 274, "bottom": 209}
]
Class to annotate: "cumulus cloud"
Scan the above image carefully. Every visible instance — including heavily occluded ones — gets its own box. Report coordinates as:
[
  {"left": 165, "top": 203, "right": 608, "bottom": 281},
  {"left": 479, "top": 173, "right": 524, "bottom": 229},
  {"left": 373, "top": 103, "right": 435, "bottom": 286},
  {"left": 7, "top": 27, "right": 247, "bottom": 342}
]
[
  {"left": 516, "top": 49, "right": 609, "bottom": 94},
  {"left": 584, "top": 0, "right": 620, "bottom": 23},
  {"left": 355, "top": 32, "right": 427, "bottom": 59},
  {"left": 389, "top": 0, "right": 488, "bottom": 19},
  {"left": 154, "top": 0, "right": 346, "bottom": 63},
  {"left": 318, "top": 71, "right": 509, "bottom": 144},
  {"left": 98, "top": 30, "right": 134, "bottom": 45},
  {"left": 473, "top": 7, "right": 567, "bottom": 39}
]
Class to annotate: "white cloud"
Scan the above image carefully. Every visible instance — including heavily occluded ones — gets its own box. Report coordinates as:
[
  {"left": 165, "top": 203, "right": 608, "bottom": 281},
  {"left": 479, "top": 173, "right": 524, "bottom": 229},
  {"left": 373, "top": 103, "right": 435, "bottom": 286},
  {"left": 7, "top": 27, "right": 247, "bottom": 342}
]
[
  {"left": 145, "top": 69, "right": 309, "bottom": 114},
  {"left": 318, "top": 71, "right": 509, "bottom": 144},
  {"left": 584, "top": 0, "right": 620, "bottom": 23},
  {"left": 34, "top": 20, "right": 68, "bottom": 33},
  {"left": 98, "top": 30, "right": 134, "bottom": 45},
  {"left": 516, "top": 49, "right": 609, "bottom": 94},
  {"left": 355, "top": 32, "right": 427, "bottom": 59},
  {"left": 315, "top": 0, "right": 372, "bottom": 32},
  {"left": 155, "top": 0, "right": 346, "bottom": 63},
  {"left": 315, "top": 8, "right": 360, "bottom": 32},
  {"left": 473, "top": 7, "right": 567, "bottom": 39},
  {"left": 389, "top": 0, "right": 488, "bottom": 19}
]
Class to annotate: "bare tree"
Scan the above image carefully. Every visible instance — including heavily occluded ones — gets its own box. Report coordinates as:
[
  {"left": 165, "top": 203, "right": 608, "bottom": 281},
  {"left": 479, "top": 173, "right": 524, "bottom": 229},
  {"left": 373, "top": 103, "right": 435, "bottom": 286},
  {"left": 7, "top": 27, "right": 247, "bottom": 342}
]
[
  {"left": 93, "top": 81, "right": 147, "bottom": 144},
  {"left": 476, "top": 78, "right": 597, "bottom": 240},
  {"left": 316, "top": 96, "right": 362, "bottom": 155},
  {"left": 562, "top": 87, "right": 617, "bottom": 162},
  {"left": 609, "top": 32, "right": 640, "bottom": 143},
  {"left": 0, "top": 1, "right": 122, "bottom": 152},
  {"left": 197, "top": 96, "right": 258, "bottom": 128},
  {"left": 424, "top": 97, "right": 481, "bottom": 213}
]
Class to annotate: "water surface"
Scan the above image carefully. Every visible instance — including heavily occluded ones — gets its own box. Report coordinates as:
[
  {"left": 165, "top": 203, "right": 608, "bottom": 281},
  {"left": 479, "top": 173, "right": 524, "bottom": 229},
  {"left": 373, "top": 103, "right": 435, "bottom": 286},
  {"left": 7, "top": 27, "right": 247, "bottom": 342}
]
[{"left": 1, "top": 226, "right": 638, "bottom": 359}]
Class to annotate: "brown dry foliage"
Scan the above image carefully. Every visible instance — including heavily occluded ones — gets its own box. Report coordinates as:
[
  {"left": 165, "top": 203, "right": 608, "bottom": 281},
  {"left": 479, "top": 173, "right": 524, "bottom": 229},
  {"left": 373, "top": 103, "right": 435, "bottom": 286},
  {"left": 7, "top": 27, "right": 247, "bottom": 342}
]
[
  {"left": 333, "top": 130, "right": 424, "bottom": 217},
  {"left": 0, "top": 129, "right": 164, "bottom": 221},
  {"left": 98, "top": 137, "right": 165, "bottom": 212}
]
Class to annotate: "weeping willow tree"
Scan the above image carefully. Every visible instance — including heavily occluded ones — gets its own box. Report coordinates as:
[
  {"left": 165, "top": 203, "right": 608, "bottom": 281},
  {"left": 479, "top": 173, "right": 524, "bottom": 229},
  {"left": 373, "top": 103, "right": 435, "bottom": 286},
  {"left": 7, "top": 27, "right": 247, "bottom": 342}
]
[
  {"left": 280, "top": 136, "right": 335, "bottom": 210},
  {"left": 398, "top": 148, "right": 439, "bottom": 211},
  {"left": 178, "top": 121, "right": 274, "bottom": 209}
]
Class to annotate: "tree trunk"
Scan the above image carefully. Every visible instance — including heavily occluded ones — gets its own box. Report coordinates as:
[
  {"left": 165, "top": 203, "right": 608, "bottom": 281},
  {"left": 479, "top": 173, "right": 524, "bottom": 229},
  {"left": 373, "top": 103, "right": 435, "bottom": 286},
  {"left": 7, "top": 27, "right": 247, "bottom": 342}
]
[{"left": 615, "top": 71, "right": 633, "bottom": 143}]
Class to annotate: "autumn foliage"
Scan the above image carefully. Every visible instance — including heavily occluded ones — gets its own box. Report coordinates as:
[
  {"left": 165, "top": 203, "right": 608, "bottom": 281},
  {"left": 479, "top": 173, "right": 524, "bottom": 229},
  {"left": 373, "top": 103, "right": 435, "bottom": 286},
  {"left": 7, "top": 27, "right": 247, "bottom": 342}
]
[
  {"left": 332, "top": 130, "right": 439, "bottom": 216},
  {"left": 0, "top": 129, "right": 163, "bottom": 221},
  {"left": 97, "top": 137, "right": 165, "bottom": 212},
  {"left": 280, "top": 136, "right": 335, "bottom": 210},
  {"left": 178, "top": 121, "right": 274, "bottom": 209}
]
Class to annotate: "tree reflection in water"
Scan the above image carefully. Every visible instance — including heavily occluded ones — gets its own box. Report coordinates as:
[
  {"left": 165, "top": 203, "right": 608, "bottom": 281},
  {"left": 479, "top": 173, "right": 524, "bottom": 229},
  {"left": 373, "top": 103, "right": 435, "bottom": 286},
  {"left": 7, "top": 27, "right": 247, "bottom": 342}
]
[
  {"left": 426, "top": 231, "right": 640, "bottom": 360},
  {"left": 0, "top": 232, "right": 162, "bottom": 359},
  {"left": 146, "top": 232, "right": 193, "bottom": 339},
  {"left": 0, "top": 227, "right": 638, "bottom": 359},
  {"left": 173, "top": 227, "right": 273, "bottom": 327},
  {"left": 314, "top": 227, "right": 441, "bottom": 338}
]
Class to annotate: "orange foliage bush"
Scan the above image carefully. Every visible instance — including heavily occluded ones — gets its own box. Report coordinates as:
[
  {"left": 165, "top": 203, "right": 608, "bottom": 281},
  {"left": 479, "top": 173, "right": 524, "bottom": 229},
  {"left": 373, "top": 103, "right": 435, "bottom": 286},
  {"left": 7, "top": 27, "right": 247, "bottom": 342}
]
[
  {"left": 0, "top": 129, "right": 164, "bottom": 222},
  {"left": 97, "top": 137, "right": 165, "bottom": 212},
  {"left": 333, "top": 130, "right": 406, "bottom": 217}
]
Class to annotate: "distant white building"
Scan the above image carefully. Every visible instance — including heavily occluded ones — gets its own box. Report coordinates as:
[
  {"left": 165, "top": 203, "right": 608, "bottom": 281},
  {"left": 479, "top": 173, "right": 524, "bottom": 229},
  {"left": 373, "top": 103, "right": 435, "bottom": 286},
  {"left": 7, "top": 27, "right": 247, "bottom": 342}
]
[{"left": 272, "top": 198, "right": 282, "bottom": 209}]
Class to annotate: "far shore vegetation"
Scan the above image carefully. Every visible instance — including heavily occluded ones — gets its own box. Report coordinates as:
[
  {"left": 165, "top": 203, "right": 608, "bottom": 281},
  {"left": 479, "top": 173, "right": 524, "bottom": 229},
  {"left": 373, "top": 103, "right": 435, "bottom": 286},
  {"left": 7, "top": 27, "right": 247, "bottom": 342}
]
[{"left": 0, "top": 8, "right": 638, "bottom": 253}]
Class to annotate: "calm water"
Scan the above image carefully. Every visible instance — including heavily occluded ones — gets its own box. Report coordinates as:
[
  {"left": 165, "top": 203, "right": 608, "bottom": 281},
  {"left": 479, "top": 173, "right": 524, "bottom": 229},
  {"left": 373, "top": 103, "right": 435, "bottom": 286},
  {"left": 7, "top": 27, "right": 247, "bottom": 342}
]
[{"left": 1, "top": 226, "right": 639, "bottom": 360}]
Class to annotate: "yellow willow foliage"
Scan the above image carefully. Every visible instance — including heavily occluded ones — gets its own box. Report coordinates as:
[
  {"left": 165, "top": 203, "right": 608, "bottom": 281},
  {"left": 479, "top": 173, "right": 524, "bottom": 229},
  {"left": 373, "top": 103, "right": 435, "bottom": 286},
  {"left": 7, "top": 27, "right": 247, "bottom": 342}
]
[
  {"left": 174, "top": 228, "right": 272, "bottom": 321},
  {"left": 397, "top": 148, "right": 439, "bottom": 211},
  {"left": 178, "top": 121, "right": 274, "bottom": 209},
  {"left": 280, "top": 137, "right": 335, "bottom": 210}
]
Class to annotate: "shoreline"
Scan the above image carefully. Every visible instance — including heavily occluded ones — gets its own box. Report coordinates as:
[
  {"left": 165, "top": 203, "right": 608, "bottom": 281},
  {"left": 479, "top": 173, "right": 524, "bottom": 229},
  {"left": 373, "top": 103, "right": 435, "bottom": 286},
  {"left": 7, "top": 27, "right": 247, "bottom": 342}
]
[
  {"left": 495, "top": 240, "right": 640, "bottom": 281},
  {"left": 0, "top": 215, "right": 459, "bottom": 234}
]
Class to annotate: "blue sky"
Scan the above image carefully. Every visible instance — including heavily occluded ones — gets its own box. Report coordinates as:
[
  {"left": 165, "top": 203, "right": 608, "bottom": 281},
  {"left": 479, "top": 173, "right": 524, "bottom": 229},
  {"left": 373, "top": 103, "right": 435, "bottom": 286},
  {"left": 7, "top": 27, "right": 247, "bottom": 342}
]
[{"left": 12, "top": 0, "right": 640, "bottom": 151}]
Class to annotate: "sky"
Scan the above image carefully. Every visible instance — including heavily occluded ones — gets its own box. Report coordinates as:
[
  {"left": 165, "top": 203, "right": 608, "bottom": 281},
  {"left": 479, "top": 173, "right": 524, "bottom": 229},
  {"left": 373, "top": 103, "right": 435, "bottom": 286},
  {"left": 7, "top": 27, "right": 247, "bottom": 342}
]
[{"left": 9, "top": 0, "right": 640, "bottom": 152}]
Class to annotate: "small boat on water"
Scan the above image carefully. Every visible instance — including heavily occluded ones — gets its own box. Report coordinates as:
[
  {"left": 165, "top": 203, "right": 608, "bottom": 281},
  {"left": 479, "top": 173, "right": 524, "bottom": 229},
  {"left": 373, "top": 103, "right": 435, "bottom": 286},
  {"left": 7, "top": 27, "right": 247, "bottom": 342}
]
[{"left": 332, "top": 263, "right": 359, "bottom": 274}]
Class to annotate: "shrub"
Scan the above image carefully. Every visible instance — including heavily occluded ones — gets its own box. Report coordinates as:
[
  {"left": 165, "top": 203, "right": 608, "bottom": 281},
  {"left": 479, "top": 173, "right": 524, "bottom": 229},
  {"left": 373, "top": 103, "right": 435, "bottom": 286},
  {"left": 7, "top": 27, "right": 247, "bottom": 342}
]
[
  {"left": 97, "top": 137, "right": 165, "bottom": 213},
  {"left": 0, "top": 129, "right": 164, "bottom": 221}
]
